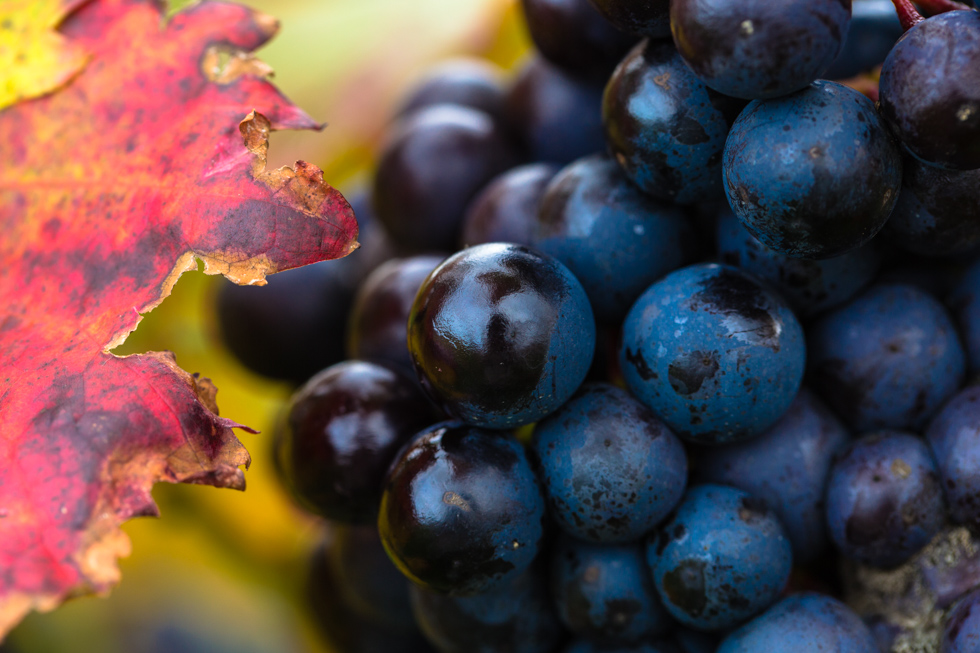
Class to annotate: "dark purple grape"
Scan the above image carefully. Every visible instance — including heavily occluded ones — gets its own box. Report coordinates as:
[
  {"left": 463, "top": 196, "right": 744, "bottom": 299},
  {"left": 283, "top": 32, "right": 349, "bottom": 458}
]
[
  {"left": 716, "top": 208, "right": 881, "bottom": 318},
  {"left": 396, "top": 59, "right": 507, "bottom": 125},
  {"left": 878, "top": 10, "right": 980, "bottom": 171},
  {"left": 825, "top": 0, "right": 903, "bottom": 79},
  {"left": 347, "top": 255, "right": 445, "bottom": 375},
  {"left": 551, "top": 535, "right": 673, "bottom": 643},
  {"left": 520, "top": 0, "right": 637, "bottom": 78},
  {"left": 372, "top": 105, "right": 521, "bottom": 253},
  {"left": 378, "top": 423, "right": 547, "bottom": 595},
  {"left": 944, "top": 587, "right": 980, "bottom": 653},
  {"left": 825, "top": 431, "right": 946, "bottom": 568},
  {"left": 620, "top": 263, "right": 806, "bottom": 444},
  {"left": 410, "top": 566, "right": 564, "bottom": 653},
  {"left": 647, "top": 484, "right": 793, "bottom": 631},
  {"left": 697, "top": 388, "right": 850, "bottom": 564},
  {"left": 926, "top": 385, "right": 980, "bottom": 529},
  {"left": 307, "top": 533, "right": 434, "bottom": 653},
  {"left": 949, "top": 257, "right": 980, "bottom": 374},
  {"left": 530, "top": 383, "right": 687, "bottom": 544},
  {"left": 459, "top": 163, "right": 559, "bottom": 248},
  {"left": 586, "top": 0, "right": 671, "bottom": 37},
  {"left": 670, "top": 0, "right": 851, "bottom": 100},
  {"left": 407, "top": 244, "right": 595, "bottom": 429},
  {"left": 807, "top": 283, "right": 966, "bottom": 432},
  {"left": 278, "top": 360, "right": 437, "bottom": 522},
  {"left": 723, "top": 81, "right": 902, "bottom": 260},
  {"left": 532, "top": 154, "right": 695, "bottom": 323},
  {"left": 505, "top": 56, "right": 607, "bottom": 165},
  {"left": 716, "top": 593, "right": 877, "bottom": 653},
  {"left": 882, "top": 155, "right": 980, "bottom": 257},
  {"left": 603, "top": 39, "right": 746, "bottom": 205}
]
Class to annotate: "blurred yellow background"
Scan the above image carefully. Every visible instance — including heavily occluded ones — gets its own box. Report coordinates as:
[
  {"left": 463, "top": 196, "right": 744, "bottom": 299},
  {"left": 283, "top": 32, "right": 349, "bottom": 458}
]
[{"left": 7, "top": 1, "right": 529, "bottom": 651}]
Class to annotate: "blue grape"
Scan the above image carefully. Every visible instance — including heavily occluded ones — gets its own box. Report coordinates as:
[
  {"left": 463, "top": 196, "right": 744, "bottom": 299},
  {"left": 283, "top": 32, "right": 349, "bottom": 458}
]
[
  {"left": 716, "top": 208, "right": 881, "bottom": 318},
  {"left": 697, "top": 388, "right": 850, "bottom": 563},
  {"left": 407, "top": 243, "right": 595, "bottom": 429},
  {"left": 926, "top": 385, "right": 980, "bottom": 529},
  {"left": 717, "top": 593, "right": 877, "bottom": 653},
  {"left": 410, "top": 566, "right": 563, "bottom": 653},
  {"left": 378, "top": 423, "right": 547, "bottom": 595},
  {"left": 620, "top": 263, "right": 806, "bottom": 444},
  {"left": 602, "top": 39, "right": 746, "bottom": 204},
  {"left": 825, "top": 431, "right": 945, "bottom": 568},
  {"left": 949, "top": 257, "right": 980, "bottom": 374},
  {"left": 808, "top": 283, "right": 966, "bottom": 432},
  {"left": 943, "top": 588, "right": 980, "bottom": 653},
  {"left": 532, "top": 154, "right": 695, "bottom": 323},
  {"left": 530, "top": 383, "right": 687, "bottom": 543},
  {"left": 551, "top": 535, "right": 673, "bottom": 643},
  {"left": 670, "top": 0, "right": 851, "bottom": 100},
  {"left": 723, "top": 81, "right": 902, "bottom": 259},
  {"left": 824, "top": 0, "right": 903, "bottom": 80},
  {"left": 647, "top": 484, "right": 793, "bottom": 631}
]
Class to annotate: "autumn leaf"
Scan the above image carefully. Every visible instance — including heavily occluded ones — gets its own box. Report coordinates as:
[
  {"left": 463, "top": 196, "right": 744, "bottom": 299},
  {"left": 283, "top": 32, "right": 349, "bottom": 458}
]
[{"left": 0, "top": 0, "right": 357, "bottom": 637}]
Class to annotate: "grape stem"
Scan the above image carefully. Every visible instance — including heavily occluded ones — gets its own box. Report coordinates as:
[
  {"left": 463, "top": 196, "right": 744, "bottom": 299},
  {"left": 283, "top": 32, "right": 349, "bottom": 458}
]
[{"left": 890, "top": 0, "right": 924, "bottom": 30}]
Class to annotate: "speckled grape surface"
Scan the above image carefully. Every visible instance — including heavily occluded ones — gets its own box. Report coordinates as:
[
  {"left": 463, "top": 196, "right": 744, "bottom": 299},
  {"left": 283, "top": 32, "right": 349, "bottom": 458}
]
[{"left": 620, "top": 263, "right": 806, "bottom": 444}]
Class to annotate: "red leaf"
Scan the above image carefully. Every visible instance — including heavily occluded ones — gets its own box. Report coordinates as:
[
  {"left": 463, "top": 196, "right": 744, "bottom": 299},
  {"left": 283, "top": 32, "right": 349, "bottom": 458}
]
[{"left": 0, "top": 0, "right": 358, "bottom": 634}]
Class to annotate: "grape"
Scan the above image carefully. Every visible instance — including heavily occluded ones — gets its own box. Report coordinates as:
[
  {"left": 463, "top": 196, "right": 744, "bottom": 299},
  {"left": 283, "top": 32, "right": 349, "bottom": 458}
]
[
  {"left": 878, "top": 10, "right": 980, "bottom": 171},
  {"left": 520, "top": 0, "right": 636, "bottom": 78},
  {"left": 882, "top": 155, "right": 980, "bottom": 257},
  {"left": 716, "top": 208, "right": 881, "bottom": 318},
  {"left": 824, "top": 0, "right": 903, "bottom": 80},
  {"left": 602, "top": 39, "right": 746, "bottom": 204},
  {"left": 277, "top": 360, "right": 438, "bottom": 522},
  {"left": 647, "top": 484, "right": 793, "bottom": 631},
  {"left": 373, "top": 105, "right": 521, "bottom": 253},
  {"left": 825, "top": 431, "right": 945, "bottom": 568},
  {"left": 716, "top": 593, "right": 877, "bottom": 653},
  {"left": 807, "top": 283, "right": 966, "bottom": 432},
  {"left": 505, "top": 55, "right": 607, "bottom": 164},
  {"left": 949, "top": 258, "right": 980, "bottom": 374},
  {"left": 347, "top": 255, "right": 446, "bottom": 376},
  {"left": 459, "top": 163, "right": 559, "bottom": 248},
  {"left": 562, "top": 639, "right": 678, "bottom": 653},
  {"left": 529, "top": 383, "right": 687, "bottom": 543},
  {"left": 926, "top": 385, "right": 980, "bottom": 528},
  {"left": 586, "top": 0, "right": 671, "bottom": 37},
  {"left": 697, "top": 388, "right": 850, "bottom": 564},
  {"left": 410, "top": 566, "right": 563, "bottom": 653},
  {"left": 551, "top": 534, "right": 673, "bottom": 643},
  {"left": 723, "top": 81, "right": 902, "bottom": 259},
  {"left": 620, "top": 263, "right": 806, "bottom": 444},
  {"left": 532, "top": 154, "right": 696, "bottom": 323},
  {"left": 396, "top": 58, "right": 508, "bottom": 126},
  {"left": 670, "top": 0, "right": 851, "bottom": 100},
  {"left": 378, "top": 423, "right": 547, "bottom": 595},
  {"left": 943, "top": 587, "right": 980, "bottom": 652},
  {"left": 407, "top": 243, "right": 595, "bottom": 429}
]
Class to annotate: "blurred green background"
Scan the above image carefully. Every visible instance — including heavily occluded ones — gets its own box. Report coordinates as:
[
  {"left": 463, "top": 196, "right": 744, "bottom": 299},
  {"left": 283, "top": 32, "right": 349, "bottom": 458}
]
[{"left": 7, "top": 1, "right": 529, "bottom": 651}]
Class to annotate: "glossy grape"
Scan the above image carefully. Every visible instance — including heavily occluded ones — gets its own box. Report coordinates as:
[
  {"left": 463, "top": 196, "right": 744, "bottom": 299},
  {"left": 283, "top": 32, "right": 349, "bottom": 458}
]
[
  {"left": 808, "top": 283, "right": 966, "bottom": 432},
  {"left": 531, "top": 383, "right": 687, "bottom": 543},
  {"left": 670, "top": 0, "right": 851, "bottom": 100},
  {"left": 378, "top": 423, "right": 547, "bottom": 595},
  {"left": 723, "top": 81, "right": 902, "bottom": 259},
  {"left": 551, "top": 535, "right": 672, "bottom": 643},
  {"left": 926, "top": 386, "right": 980, "bottom": 528},
  {"left": 602, "top": 39, "right": 746, "bottom": 205},
  {"left": 620, "top": 263, "right": 806, "bottom": 444},
  {"left": 278, "top": 360, "right": 437, "bottom": 522},
  {"left": 825, "top": 431, "right": 945, "bottom": 568},
  {"left": 532, "top": 154, "right": 695, "bottom": 322},
  {"left": 373, "top": 105, "right": 521, "bottom": 253},
  {"left": 648, "top": 484, "right": 793, "bottom": 631},
  {"left": 717, "top": 593, "right": 877, "bottom": 653},
  {"left": 459, "top": 163, "right": 558, "bottom": 248},
  {"left": 878, "top": 10, "right": 980, "bottom": 171},
  {"left": 408, "top": 243, "right": 595, "bottom": 429}
]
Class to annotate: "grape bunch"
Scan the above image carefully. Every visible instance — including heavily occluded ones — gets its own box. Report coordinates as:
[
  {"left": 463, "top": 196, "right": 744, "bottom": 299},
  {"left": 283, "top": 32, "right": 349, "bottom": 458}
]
[{"left": 215, "top": 0, "right": 980, "bottom": 651}]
